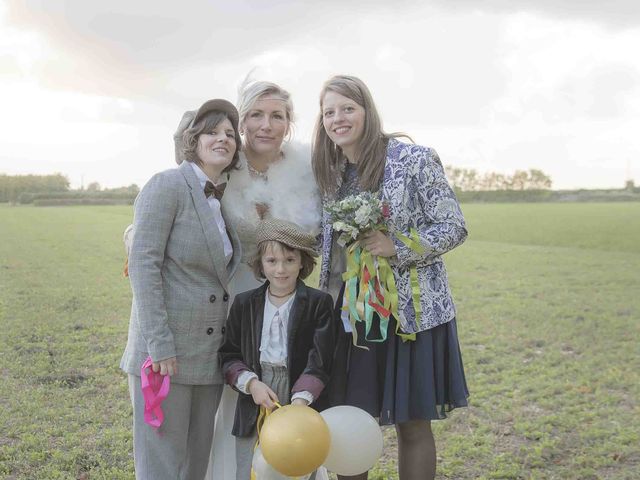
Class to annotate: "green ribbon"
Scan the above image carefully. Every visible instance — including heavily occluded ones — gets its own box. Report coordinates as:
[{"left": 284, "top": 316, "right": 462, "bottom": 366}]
[
  {"left": 342, "top": 243, "right": 388, "bottom": 348},
  {"left": 377, "top": 257, "right": 415, "bottom": 342},
  {"left": 394, "top": 228, "right": 426, "bottom": 337},
  {"left": 342, "top": 243, "right": 363, "bottom": 348},
  {"left": 395, "top": 228, "right": 426, "bottom": 255},
  {"left": 339, "top": 227, "right": 426, "bottom": 347}
]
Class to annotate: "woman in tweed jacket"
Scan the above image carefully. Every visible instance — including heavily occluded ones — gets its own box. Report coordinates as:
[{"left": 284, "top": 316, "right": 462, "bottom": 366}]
[
  {"left": 121, "top": 99, "right": 242, "bottom": 480},
  {"left": 312, "top": 75, "right": 469, "bottom": 480}
]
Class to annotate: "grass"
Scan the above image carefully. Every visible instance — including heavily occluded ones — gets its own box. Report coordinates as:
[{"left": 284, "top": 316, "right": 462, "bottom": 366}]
[{"left": 1, "top": 202, "right": 639, "bottom": 479}]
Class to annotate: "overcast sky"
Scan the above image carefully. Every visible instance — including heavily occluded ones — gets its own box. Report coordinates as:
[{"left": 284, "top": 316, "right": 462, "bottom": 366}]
[{"left": 1, "top": 0, "right": 639, "bottom": 189}]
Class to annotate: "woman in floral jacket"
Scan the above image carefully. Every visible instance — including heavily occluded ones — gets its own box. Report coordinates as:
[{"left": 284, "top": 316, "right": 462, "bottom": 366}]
[{"left": 312, "top": 75, "right": 469, "bottom": 480}]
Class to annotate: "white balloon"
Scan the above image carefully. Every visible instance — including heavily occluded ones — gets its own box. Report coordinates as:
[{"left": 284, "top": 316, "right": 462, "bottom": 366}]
[
  {"left": 320, "top": 406, "right": 384, "bottom": 476},
  {"left": 252, "top": 446, "right": 289, "bottom": 480},
  {"left": 252, "top": 445, "right": 313, "bottom": 480}
]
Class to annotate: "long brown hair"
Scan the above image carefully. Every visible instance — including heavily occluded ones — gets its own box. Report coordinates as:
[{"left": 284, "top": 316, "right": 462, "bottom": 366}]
[{"left": 312, "top": 75, "right": 410, "bottom": 197}]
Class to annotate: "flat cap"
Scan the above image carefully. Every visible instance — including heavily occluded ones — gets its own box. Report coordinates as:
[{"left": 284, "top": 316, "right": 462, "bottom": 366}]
[
  {"left": 256, "top": 218, "right": 318, "bottom": 257},
  {"left": 173, "top": 99, "right": 239, "bottom": 165}
]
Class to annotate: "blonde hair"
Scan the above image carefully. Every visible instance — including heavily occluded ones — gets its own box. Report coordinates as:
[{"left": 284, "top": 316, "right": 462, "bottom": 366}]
[
  {"left": 237, "top": 79, "right": 295, "bottom": 138},
  {"left": 312, "top": 75, "right": 410, "bottom": 197}
]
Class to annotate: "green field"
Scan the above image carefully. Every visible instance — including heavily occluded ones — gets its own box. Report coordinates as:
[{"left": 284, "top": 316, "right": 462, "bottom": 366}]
[{"left": 1, "top": 203, "right": 639, "bottom": 479}]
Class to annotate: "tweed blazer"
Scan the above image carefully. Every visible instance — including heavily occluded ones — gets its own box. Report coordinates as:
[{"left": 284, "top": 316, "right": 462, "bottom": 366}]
[
  {"left": 319, "top": 138, "right": 468, "bottom": 334},
  {"left": 120, "top": 161, "right": 241, "bottom": 385}
]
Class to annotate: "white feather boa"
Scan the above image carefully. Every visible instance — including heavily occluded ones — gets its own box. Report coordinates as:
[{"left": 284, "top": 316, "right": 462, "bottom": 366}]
[{"left": 221, "top": 142, "right": 322, "bottom": 262}]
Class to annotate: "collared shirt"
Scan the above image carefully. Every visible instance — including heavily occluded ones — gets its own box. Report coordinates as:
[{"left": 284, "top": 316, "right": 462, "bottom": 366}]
[
  {"left": 235, "top": 292, "right": 314, "bottom": 405},
  {"left": 189, "top": 163, "right": 233, "bottom": 262},
  {"left": 259, "top": 293, "right": 295, "bottom": 366}
]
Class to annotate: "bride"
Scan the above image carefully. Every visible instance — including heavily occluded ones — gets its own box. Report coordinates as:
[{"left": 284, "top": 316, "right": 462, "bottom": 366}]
[{"left": 207, "top": 80, "right": 323, "bottom": 479}]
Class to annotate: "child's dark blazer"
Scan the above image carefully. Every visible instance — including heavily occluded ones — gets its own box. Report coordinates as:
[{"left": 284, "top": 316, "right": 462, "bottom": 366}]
[{"left": 219, "top": 279, "right": 335, "bottom": 437}]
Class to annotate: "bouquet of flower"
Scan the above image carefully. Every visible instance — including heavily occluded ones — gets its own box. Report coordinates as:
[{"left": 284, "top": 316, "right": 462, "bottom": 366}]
[
  {"left": 326, "top": 193, "right": 415, "bottom": 345},
  {"left": 325, "top": 192, "right": 387, "bottom": 247}
]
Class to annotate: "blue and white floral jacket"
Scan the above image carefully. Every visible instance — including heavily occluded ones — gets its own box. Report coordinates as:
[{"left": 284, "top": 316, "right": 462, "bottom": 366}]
[{"left": 319, "top": 138, "right": 468, "bottom": 333}]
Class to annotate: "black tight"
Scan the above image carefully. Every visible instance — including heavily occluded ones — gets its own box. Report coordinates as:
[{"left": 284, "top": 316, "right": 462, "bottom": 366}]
[
  {"left": 396, "top": 419, "right": 436, "bottom": 480},
  {"left": 336, "top": 420, "right": 436, "bottom": 480}
]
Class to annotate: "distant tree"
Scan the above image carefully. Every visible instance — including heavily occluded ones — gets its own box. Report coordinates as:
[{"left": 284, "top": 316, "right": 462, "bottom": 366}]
[
  {"left": 508, "top": 170, "right": 529, "bottom": 190},
  {"left": 445, "top": 166, "right": 463, "bottom": 191},
  {"left": 126, "top": 184, "right": 140, "bottom": 195},
  {"left": 625, "top": 179, "right": 635, "bottom": 191},
  {"left": 526, "top": 169, "right": 553, "bottom": 189},
  {"left": 105, "top": 184, "right": 139, "bottom": 195},
  {"left": 446, "top": 166, "right": 485, "bottom": 191},
  {"left": 0, "top": 173, "right": 70, "bottom": 203},
  {"left": 86, "top": 182, "right": 101, "bottom": 192},
  {"left": 479, "top": 172, "right": 507, "bottom": 191},
  {"left": 444, "top": 166, "right": 552, "bottom": 192}
]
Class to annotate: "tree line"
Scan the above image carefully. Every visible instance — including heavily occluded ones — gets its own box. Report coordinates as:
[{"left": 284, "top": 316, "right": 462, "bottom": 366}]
[
  {"left": 445, "top": 167, "right": 552, "bottom": 191},
  {"left": 0, "top": 174, "right": 139, "bottom": 204},
  {"left": 0, "top": 173, "right": 70, "bottom": 203}
]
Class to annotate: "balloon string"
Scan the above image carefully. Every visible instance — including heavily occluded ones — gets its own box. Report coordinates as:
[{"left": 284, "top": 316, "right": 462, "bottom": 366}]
[{"left": 251, "top": 402, "right": 284, "bottom": 480}]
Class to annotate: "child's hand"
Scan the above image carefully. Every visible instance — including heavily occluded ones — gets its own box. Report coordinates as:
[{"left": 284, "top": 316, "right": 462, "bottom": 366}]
[
  {"left": 291, "top": 398, "right": 309, "bottom": 406},
  {"left": 248, "top": 379, "right": 279, "bottom": 409}
]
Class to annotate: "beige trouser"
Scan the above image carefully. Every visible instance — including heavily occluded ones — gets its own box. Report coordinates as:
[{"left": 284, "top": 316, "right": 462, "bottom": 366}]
[{"left": 128, "top": 375, "right": 223, "bottom": 480}]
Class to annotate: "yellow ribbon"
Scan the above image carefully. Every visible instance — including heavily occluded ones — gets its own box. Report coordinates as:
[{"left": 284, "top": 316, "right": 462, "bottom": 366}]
[
  {"left": 395, "top": 228, "right": 426, "bottom": 255},
  {"left": 342, "top": 242, "right": 364, "bottom": 348},
  {"left": 378, "top": 256, "right": 416, "bottom": 342},
  {"left": 394, "top": 228, "right": 426, "bottom": 337},
  {"left": 340, "top": 232, "right": 417, "bottom": 345},
  {"left": 250, "top": 402, "right": 282, "bottom": 480},
  {"left": 338, "top": 227, "right": 427, "bottom": 346}
]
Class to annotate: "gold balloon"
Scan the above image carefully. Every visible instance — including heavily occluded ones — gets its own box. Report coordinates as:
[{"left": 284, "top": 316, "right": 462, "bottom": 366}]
[{"left": 260, "top": 404, "right": 331, "bottom": 477}]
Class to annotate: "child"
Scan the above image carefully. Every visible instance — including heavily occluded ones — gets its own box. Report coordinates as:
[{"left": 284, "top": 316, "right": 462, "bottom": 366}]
[{"left": 219, "top": 218, "right": 335, "bottom": 480}]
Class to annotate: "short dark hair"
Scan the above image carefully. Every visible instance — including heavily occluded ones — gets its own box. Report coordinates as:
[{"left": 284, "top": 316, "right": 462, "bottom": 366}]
[
  {"left": 250, "top": 240, "right": 316, "bottom": 281},
  {"left": 182, "top": 111, "right": 241, "bottom": 173}
]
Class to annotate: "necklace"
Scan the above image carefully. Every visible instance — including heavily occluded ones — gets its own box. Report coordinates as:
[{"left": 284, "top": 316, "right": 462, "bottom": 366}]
[
  {"left": 268, "top": 286, "right": 296, "bottom": 299},
  {"left": 247, "top": 162, "right": 268, "bottom": 180},
  {"left": 246, "top": 151, "right": 285, "bottom": 180}
]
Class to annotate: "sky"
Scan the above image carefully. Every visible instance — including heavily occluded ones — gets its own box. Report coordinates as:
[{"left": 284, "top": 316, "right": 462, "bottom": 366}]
[{"left": 1, "top": 0, "right": 639, "bottom": 190}]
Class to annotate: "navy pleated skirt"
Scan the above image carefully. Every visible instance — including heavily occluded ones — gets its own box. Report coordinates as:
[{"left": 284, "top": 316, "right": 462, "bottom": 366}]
[{"left": 328, "top": 285, "right": 469, "bottom": 425}]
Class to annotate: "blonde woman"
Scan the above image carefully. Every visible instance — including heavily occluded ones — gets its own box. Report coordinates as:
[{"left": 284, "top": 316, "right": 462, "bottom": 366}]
[{"left": 207, "top": 80, "right": 323, "bottom": 480}]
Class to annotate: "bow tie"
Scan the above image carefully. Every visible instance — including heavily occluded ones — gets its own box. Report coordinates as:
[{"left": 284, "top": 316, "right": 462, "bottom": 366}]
[{"left": 204, "top": 181, "right": 226, "bottom": 200}]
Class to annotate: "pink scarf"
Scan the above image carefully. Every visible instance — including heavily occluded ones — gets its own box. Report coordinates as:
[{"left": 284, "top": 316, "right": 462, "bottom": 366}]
[{"left": 140, "top": 356, "right": 171, "bottom": 430}]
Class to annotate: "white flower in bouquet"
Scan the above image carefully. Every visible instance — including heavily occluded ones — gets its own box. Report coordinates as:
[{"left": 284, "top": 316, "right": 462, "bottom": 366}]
[
  {"left": 326, "top": 192, "right": 386, "bottom": 246},
  {"left": 354, "top": 203, "right": 374, "bottom": 227}
]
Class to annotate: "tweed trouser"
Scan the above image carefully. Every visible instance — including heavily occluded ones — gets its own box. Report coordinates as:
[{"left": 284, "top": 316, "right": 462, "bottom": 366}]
[{"left": 128, "top": 374, "right": 223, "bottom": 480}]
